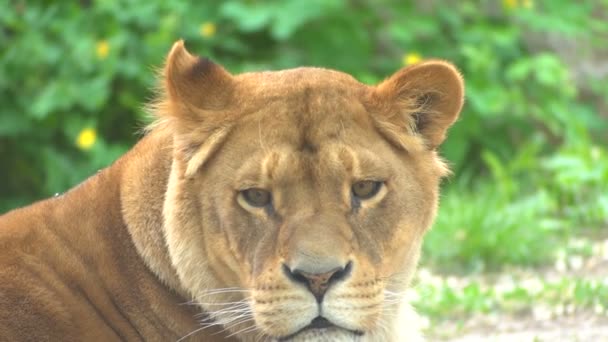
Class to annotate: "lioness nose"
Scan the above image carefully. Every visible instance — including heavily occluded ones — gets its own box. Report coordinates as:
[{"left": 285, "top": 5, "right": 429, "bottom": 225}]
[{"left": 283, "top": 261, "right": 352, "bottom": 302}]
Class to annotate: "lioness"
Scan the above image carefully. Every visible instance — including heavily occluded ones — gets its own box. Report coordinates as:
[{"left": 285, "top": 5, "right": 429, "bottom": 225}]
[{"left": 0, "top": 40, "right": 463, "bottom": 341}]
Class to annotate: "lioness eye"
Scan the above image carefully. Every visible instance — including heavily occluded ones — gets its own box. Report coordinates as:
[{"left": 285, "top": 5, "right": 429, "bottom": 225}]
[
  {"left": 352, "top": 181, "right": 382, "bottom": 200},
  {"left": 242, "top": 188, "right": 271, "bottom": 207}
]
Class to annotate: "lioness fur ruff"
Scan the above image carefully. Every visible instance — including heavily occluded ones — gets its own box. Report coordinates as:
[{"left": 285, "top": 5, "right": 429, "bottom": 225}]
[{"left": 0, "top": 40, "right": 463, "bottom": 341}]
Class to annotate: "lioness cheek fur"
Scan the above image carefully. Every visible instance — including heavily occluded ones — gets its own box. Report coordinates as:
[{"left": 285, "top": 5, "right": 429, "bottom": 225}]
[{"left": 0, "top": 40, "right": 463, "bottom": 341}]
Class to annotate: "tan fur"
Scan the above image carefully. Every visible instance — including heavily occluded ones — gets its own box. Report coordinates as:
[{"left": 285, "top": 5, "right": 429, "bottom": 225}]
[{"left": 0, "top": 40, "right": 463, "bottom": 341}]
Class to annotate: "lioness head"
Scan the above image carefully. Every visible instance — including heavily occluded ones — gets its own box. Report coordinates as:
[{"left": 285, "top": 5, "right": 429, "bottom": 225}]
[{"left": 156, "top": 41, "right": 463, "bottom": 341}]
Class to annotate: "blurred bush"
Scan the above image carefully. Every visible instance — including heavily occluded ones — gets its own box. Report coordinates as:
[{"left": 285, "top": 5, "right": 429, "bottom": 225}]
[{"left": 1, "top": 1, "right": 607, "bottom": 270}]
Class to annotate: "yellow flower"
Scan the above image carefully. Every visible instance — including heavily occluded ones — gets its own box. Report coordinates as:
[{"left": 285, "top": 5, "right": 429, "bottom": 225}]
[
  {"left": 403, "top": 52, "right": 422, "bottom": 66},
  {"left": 96, "top": 40, "right": 110, "bottom": 59},
  {"left": 522, "top": 0, "right": 534, "bottom": 9},
  {"left": 200, "top": 22, "right": 216, "bottom": 38},
  {"left": 76, "top": 128, "right": 97, "bottom": 150},
  {"left": 503, "top": 0, "right": 518, "bottom": 10}
]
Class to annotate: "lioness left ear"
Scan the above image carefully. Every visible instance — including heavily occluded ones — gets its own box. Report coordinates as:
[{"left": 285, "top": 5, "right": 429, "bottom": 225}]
[{"left": 371, "top": 61, "right": 464, "bottom": 150}]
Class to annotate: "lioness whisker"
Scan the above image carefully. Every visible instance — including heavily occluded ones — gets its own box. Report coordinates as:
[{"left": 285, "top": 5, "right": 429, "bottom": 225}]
[
  {"left": 216, "top": 317, "right": 256, "bottom": 333},
  {"left": 379, "top": 271, "right": 412, "bottom": 281},
  {"left": 195, "top": 311, "right": 252, "bottom": 322},
  {"left": 176, "top": 325, "right": 211, "bottom": 342},
  {"left": 198, "top": 305, "right": 250, "bottom": 313},
  {"left": 193, "top": 300, "right": 250, "bottom": 306},
  {"left": 225, "top": 322, "right": 260, "bottom": 338},
  {"left": 200, "top": 311, "right": 254, "bottom": 324},
  {"left": 188, "top": 315, "right": 255, "bottom": 339},
  {"left": 383, "top": 291, "right": 409, "bottom": 299},
  {"left": 207, "top": 311, "right": 254, "bottom": 322},
  {"left": 180, "top": 293, "right": 251, "bottom": 306},
  {"left": 198, "top": 289, "right": 251, "bottom": 295},
  {"left": 254, "top": 330, "right": 270, "bottom": 342},
  {"left": 201, "top": 316, "right": 255, "bottom": 332},
  {"left": 256, "top": 333, "right": 272, "bottom": 342},
  {"left": 194, "top": 304, "right": 251, "bottom": 315}
]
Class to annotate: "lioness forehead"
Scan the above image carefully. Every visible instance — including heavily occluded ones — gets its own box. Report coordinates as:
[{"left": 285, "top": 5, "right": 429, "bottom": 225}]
[
  {"left": 233, "top": 68, "right": 376, "bottom": 150},
  {"left": 239, "top": 69, "right": 372, "bottom": 130},
  {"left": 242, "top": 101, "right": 372, "bottom": 149},
  {"left": 237, "top": 67, "right": 365, "bottom": 97}
]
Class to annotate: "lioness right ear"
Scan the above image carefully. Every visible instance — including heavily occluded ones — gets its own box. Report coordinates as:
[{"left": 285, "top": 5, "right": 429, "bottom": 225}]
[
  {"left": 160, "top": 41, "right": 236, "bottom": 177},
  {"left": 371, "top": 61, "right": 464, "bottom": 150},
  {"left": 164, "top": 40, "right": 235, "bottom": 116}
]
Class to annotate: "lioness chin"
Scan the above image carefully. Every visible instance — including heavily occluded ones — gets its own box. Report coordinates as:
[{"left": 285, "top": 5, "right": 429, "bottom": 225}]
[{"left": 0, "top": 40, "right": 463, "bottom": 341}]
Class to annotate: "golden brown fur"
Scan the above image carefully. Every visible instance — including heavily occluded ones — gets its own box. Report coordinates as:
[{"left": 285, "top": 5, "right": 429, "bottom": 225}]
[{"left": 0, "top": 40, "right": 463, "bottom": 341}]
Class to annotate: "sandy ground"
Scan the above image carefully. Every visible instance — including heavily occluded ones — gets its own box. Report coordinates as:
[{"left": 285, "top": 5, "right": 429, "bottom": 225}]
[
  {"left": 432, "top": 311, "right": 608, "bottom": 341},
  {"left": 426, "top": 235, "right": 608, "bottom": 341}
]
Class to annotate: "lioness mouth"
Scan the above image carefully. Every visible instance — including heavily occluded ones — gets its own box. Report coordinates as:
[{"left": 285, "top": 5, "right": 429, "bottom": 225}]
[{"left": 278, "top": 317, "right": 364, "bottom": 341}]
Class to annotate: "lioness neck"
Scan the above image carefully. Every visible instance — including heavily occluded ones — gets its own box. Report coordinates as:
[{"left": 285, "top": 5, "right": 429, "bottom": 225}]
[
  {"left": 0, "top": 129, "right": 227, "bottom": 341},
  {"left": 118, "top": 128, "right": 187, "bottom": 294}
]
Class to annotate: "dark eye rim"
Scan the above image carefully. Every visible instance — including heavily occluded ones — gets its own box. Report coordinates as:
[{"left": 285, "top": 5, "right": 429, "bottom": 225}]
[
  {"left": 351, "top": 180, "right": 384, "bottom": 200},
  {"left": 240, "top": 188, "right": 272, "bottom": 207}
]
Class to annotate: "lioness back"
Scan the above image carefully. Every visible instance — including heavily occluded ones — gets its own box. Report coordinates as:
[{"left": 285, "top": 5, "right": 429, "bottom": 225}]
[{"left": 0, "top": 40, "right": 463, "bottom": 341}]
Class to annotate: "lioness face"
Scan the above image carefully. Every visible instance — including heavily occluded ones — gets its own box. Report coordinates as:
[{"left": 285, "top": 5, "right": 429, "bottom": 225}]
[{"left": 160, "top": 41, "right": 463, "bottom": 341}]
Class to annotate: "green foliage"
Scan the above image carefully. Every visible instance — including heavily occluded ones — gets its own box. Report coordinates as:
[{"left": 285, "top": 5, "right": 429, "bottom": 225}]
[
  {"left": 414, "top": 276, "right": 608, "bottom": 321},
  {"left": 425, "top": 133, "right": 608, "bottom": 272},
  {"left": 543, "top": 140, "right": 608, "bottom": 225},
  {"left": 425, "top": 184, "right": 561, "bottom": 272},
  {"left": 0, "top": 1, "right": 607, "bottom": 273}
]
